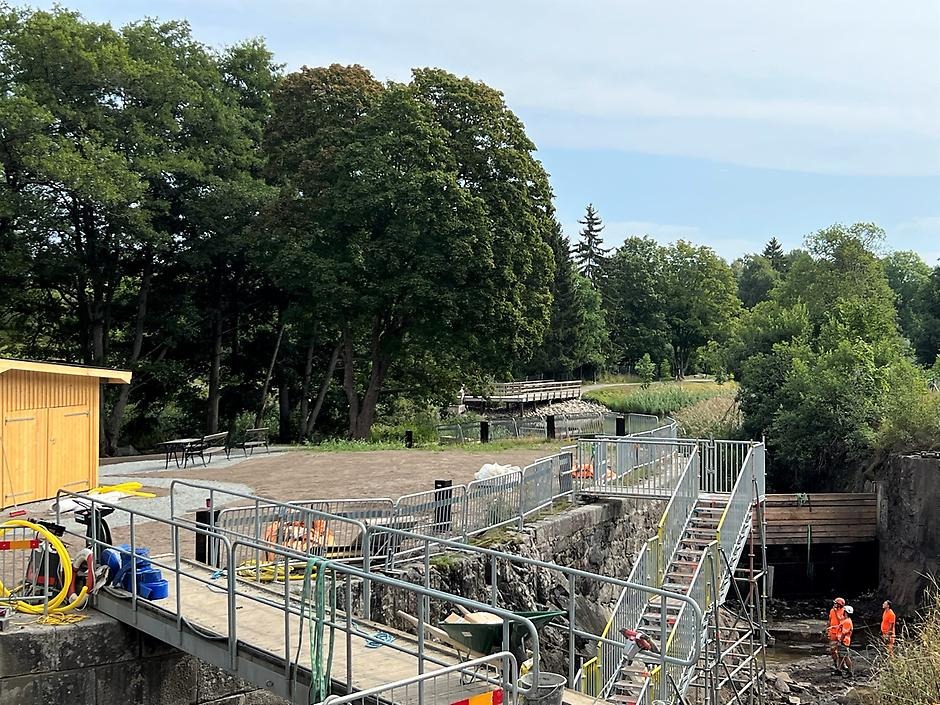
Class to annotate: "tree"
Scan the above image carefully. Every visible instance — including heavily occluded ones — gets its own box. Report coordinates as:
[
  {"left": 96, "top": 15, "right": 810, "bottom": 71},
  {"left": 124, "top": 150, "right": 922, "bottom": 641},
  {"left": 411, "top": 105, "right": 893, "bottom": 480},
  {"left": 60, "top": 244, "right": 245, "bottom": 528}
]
[
  {"left": 916, "top": 267, "right": 940, "bottom": 366},
  {"left": 573, "top": 204, "right": 610, "bottom": 285},
  {"left": 266, "top": 66, "right": 554, "bottom": 438},
  {"left": 733, "top": 255, "right": 780, "bottom": 308},
  {"left": 601, "top": 237, "right": 669, "bottom": 368},
  {"left": 636, "top": 353, "right": 655, "bottom": 388},
  {"left": 762, "top": 237, "right": 786, "bottom": 272},
  {"left": 525, "top": 223, "right": 607, "bottom": 379},
  {"left": 0, "top": 7, "right": 278, "bottom": 450},
  {"left": 660, "top": 241, "right": 741, "bottom": 378}
]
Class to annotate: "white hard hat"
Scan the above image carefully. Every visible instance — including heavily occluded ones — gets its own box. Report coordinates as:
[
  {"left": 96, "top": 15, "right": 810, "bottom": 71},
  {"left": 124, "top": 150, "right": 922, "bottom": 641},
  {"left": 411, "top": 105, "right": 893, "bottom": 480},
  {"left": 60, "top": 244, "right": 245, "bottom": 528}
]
[{"left": 844, "top": 605, "right": 854, "bottom": 615}]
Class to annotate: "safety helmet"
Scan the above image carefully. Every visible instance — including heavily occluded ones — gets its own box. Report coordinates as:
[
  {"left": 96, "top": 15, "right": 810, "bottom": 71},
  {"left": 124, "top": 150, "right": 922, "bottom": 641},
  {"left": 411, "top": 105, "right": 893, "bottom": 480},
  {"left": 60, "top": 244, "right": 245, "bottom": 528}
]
[
  {"left": 834, "top": 597, "right": 846, "bottom": 606},
  {"left": 844, "top": 605, "right": 854, "bottom": 615}
]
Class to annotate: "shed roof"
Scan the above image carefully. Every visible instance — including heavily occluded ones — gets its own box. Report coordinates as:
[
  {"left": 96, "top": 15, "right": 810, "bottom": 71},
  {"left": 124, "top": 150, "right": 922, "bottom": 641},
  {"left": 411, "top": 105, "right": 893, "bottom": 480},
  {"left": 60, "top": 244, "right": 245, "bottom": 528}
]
[{"left": 0, "top": 358, "right": 132, "bottom": 384}]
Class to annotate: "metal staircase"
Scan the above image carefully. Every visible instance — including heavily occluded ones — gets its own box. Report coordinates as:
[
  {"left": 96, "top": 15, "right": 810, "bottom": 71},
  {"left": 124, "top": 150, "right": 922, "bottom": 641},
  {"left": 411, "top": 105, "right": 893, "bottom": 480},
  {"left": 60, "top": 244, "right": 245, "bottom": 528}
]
[{"left": 574, "top": 437, "right": 767, "bottom": 705}]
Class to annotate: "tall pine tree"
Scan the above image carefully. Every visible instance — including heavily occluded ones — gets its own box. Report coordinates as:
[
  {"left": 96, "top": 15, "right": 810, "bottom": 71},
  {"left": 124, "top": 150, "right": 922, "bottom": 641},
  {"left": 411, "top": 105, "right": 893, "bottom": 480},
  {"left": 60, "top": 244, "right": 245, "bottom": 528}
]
[
  {"left": 762, "top": 237, "right": 785, "bottom": 272},
  {"left": 573, "top": 203, "right": 610, "bottom": 285}
]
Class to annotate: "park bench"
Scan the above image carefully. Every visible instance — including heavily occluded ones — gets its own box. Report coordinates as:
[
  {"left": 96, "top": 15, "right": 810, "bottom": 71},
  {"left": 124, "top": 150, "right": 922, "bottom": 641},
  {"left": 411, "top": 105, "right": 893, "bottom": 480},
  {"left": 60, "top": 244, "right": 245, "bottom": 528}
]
[
  {"left": 185, "top": 431, "right": 231, "bottom": 466},
  {"left": 238, "top": 427, "right": 271, "bottom": 456}
]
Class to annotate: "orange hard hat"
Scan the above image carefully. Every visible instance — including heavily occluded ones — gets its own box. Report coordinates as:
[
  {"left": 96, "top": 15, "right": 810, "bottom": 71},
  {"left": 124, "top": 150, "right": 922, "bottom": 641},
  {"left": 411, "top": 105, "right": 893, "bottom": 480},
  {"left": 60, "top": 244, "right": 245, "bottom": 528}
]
[{"left": 834, "top": 597, "right": 846, "bottom": 606}]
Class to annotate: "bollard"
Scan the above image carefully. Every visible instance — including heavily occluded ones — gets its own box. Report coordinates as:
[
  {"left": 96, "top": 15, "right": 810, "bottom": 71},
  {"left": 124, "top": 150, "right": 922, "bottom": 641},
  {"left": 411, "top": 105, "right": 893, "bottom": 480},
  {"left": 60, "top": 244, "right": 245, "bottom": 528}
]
[
  {"left": 405, "top": 429, "right": 414, "bottom": 448},
  {"left": 480, "top": 420, "right": 489, "bottom": 444},
  {"left": 616, "top": 415, "right": 626, "bottom": 436},
  {"left": 195, "top": 506, "right": 222, "bottom": 567},
  {"left": 546, "top": 414, "right": 556, "bottom": 440}
]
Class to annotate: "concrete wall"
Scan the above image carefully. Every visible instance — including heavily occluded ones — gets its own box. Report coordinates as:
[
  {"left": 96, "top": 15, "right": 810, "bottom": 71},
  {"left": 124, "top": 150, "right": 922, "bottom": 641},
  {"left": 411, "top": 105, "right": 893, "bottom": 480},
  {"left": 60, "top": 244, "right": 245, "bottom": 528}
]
[
  {"left": 0, "top": 612, "right": 288, "bottom": 705},
  {"left": 877, "top": 453, "right": 940, "bottom": 613}
]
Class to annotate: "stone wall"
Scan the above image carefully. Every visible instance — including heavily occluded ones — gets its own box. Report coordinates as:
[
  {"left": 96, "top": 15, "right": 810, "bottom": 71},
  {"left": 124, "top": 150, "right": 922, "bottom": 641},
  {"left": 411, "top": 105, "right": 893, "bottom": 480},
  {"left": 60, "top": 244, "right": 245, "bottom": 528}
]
[
  {"left": 877, "top": 453, "right": 940, "bottom": 613},
  {"left": 0, "top": 612, "right": 287, "bottom": 705},
  {"left": 366, "top": 497, "right": 665, "bottom": 676}
]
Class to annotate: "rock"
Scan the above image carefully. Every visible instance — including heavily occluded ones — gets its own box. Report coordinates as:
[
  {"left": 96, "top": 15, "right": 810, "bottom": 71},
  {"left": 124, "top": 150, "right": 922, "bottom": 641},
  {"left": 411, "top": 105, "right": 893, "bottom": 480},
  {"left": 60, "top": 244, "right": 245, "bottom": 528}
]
[
  {"left": 778, "top": 671, "right": 794, "bottom": 682},
  {"left": 775, "top": 677, "right": 791, "bottom": 693},
  {"left": 788, "top": 697, "right": 802, "bottom": 705}
]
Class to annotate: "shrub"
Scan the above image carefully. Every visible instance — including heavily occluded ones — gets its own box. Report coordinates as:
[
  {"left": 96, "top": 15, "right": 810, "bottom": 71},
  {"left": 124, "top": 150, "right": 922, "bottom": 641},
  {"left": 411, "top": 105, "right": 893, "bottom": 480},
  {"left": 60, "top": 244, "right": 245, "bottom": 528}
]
[
  {"left": 584, "top": 382, "right": 736, "bottom": 416},
  {"left": 636, "top": 354, "right": 656, "bottom": 388}
]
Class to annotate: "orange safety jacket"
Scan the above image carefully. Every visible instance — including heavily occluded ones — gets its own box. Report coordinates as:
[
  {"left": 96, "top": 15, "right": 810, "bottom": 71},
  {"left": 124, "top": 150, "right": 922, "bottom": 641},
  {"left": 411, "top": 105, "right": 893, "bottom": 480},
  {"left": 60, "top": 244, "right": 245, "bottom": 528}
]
[
  {"left": 840, "top": 616, "right": 853, "bottom": 646},
  {"left": 828, "top": 607, "right": 844, "bottom": 640},
  {"left": 881, "top": 608, "right": 896, "bottom": 636}
]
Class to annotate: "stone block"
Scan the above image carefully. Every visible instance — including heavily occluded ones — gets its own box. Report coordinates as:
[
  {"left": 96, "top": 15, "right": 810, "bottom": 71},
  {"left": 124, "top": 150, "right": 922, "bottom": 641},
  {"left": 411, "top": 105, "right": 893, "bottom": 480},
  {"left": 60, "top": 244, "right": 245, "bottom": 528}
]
[
  {"left": 95, "top": 654, "right": 196, "bottom": 705},
  {"left": 0, "top": 668, "right": 95, "bottom": 705},
  {"left": 52, "top": 612, "right": 140, "bottom": 669},
  {"left": 0, "top": 622, "right": 60, "bottom": 676},
  {"left": 195, "top": 660, "right": 259, "bottom": 701}
]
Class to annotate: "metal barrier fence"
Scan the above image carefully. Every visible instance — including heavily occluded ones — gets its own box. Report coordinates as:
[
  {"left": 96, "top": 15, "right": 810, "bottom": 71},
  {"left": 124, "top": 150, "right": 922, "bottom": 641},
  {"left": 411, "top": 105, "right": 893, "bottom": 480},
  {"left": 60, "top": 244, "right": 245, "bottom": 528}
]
[
  {"left": 436, "top": 413, "right": 667, "bottom": 444},
  {"left": 715, "top": 444, "right": 763, "bottom": 593},
  {"left": 695, "top": 439, "right": 753, "bottom": 493},
  {"left": 573, "top": 438, "right": 691, "bottom": 498},
  {"left": 0, "top": 524, "right": 48, "bottom": 613}
]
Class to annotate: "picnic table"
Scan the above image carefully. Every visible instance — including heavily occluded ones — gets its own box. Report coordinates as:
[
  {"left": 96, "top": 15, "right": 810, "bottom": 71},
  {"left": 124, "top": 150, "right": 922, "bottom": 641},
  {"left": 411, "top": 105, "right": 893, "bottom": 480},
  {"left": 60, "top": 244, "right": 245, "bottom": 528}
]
[{"left": 156, "top": 438, "right": 200, "bottom": 469}]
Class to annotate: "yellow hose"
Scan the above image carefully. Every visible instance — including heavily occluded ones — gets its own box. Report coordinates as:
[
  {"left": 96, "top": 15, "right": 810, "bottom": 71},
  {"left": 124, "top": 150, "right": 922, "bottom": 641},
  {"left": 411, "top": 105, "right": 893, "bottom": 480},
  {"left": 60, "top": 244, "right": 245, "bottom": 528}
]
[{"left": 0, "top": 519, "right": 88, "bottom": 614}]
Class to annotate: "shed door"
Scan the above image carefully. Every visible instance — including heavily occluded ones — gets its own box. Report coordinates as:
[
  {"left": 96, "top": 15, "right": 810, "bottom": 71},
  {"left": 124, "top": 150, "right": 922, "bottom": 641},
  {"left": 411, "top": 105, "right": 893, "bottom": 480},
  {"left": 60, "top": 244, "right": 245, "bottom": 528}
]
[
  {"left": 1, "top": 409, "right": 48, "bottom": 506},
  {"left": 47, "top": 405, "right": 92, "bottom": 496}
]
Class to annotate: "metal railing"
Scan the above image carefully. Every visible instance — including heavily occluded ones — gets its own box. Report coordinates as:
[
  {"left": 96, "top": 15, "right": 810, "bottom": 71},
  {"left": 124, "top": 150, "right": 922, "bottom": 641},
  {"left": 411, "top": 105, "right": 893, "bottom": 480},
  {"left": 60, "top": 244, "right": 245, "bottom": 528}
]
[
  {"left": 714, "top": 444, "right": 763, "bottom": 596},
  {"left": 370, "top": 525, "right": 703, "bottom": 689},
  {"left": 463, "top": 380, "right": 582, "bottom": 404},
  {"left": 573, "top": 437, "right": 690, "bottom": 498},
  {"left": 695, "top": 439, "right": 753, "bottom": 493},
  {"left": 436, "top": 413, "right": 669, "bottom": 444},
  {"left": 657, "top": 447, "right": 700, "bottom": 577},
  {"left": 323, "top": 652, "right": 519, "bottom": 705},
  {"left": 53, "top": 490, "right": 546, "bottom": 705}
]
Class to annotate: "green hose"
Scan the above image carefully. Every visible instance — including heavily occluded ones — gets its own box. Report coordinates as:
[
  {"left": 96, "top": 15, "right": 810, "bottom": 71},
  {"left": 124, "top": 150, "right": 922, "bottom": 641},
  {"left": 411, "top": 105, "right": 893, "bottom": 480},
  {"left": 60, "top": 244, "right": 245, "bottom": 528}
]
[{"left": 301, "top": 558, "right": 336, "bottom": 704}]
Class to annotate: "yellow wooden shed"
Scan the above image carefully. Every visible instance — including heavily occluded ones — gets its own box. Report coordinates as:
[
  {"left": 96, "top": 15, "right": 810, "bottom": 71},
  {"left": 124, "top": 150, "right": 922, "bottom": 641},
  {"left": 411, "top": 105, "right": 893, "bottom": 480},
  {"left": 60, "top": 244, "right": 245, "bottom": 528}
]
[{"left": 0, "top": 358, "right": 131, "bottom": 508}]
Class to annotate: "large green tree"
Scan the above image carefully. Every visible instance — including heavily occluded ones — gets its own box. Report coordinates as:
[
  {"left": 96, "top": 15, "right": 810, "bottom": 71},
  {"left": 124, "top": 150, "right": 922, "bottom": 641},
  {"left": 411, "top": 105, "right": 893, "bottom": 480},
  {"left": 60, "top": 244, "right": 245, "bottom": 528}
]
[
  {"left": 265, "top": 66, "right": 554, "bottom": 438},
  {"left": 601, "top": 236, "right": 669, "bottom": 368},
  {"left": 733, "top": 254, "right": 780, "bottom": 309},
  {"left": 881, "top": 251, "right": 932, "bottom": 359},
  {"left": 660, "top": 241, "right": 741, "bottom": 378}
]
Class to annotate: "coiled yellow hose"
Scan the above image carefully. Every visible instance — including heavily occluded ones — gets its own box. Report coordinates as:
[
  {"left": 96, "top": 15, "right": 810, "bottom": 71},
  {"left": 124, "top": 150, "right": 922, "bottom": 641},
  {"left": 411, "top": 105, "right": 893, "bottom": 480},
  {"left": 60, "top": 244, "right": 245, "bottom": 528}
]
[{"left": 0, "top": 519, "right": 88, "bottom": 614}]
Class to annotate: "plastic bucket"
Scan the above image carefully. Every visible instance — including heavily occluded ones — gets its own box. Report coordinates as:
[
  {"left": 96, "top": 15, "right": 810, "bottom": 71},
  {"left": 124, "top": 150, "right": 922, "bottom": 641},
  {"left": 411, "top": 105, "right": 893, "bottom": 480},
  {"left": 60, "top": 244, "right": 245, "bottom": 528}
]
[{"left": 519, "top": 672, "right": 566, "bottom": 705}]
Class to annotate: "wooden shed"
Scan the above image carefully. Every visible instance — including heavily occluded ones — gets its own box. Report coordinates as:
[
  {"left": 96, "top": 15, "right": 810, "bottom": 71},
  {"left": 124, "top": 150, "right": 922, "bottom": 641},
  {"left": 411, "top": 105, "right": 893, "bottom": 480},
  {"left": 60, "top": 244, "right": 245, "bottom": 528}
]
[{"left": 0, "top": 358, "right": 131, "bottom": 508}]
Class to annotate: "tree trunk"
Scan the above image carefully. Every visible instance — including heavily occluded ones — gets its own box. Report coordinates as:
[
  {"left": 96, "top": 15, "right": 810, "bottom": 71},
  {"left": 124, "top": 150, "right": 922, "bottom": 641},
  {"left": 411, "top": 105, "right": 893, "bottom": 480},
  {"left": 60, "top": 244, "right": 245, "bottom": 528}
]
[
  {"left": 207, "top": 312, "right": 223, "bottom": 433},
  {"left": 255, "top": 320, "right": 286, "bottom": 428},
  {"left": 299, "top": 334, "right": 316, "bottom": 427},
  {"left": 277, "top": 366, "right": 291, "bottom": 443},
  {"left": 343, "top": 323, "right": 392, "bottom": 440},
  {"left": 105, "top": 258, "right": 152, "bottom": 454},
  {"left": 303, "top": 341, "right": 340, "bottom": 439}
]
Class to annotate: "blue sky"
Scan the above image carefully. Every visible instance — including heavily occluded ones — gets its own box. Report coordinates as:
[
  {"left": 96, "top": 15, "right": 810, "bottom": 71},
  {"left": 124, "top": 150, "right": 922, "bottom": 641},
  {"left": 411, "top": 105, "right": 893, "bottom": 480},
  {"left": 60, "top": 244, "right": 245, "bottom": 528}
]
[{"left": 24, "top": 0, "right": 940, "bottom": 263}]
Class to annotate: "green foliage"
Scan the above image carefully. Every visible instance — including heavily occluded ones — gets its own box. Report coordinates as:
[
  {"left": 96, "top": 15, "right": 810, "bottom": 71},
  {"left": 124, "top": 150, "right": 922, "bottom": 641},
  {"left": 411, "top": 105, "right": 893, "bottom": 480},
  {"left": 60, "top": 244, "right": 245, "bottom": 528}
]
[
  {"left": 601, "top": 237, "right": 669, "bottom": 368},
  {"left": 761, "top": 237, "right": 786, "bottom": 272},
  {"left": 585, "top": 382, "right": 735, "bottom": 416},
  {"left": 882, "top": 250, "right": 931, "bottom": 349},
  {"left": 733, "top": 254, "right": 780, "bottom": 308},
  {"left": 636, "top": 354, "right": 655, "bottom": 388},
  {"left": 659, "top": 358, "right": 672, "bottom": 380}
]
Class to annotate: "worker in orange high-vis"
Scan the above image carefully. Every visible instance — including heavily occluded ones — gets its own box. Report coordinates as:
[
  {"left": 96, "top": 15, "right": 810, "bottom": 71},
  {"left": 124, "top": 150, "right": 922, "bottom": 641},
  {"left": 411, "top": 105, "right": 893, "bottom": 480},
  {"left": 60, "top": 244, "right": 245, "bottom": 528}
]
[
  {"left": 881, "top": 600, "right": 896, "bottom": 656},
  {"left": 838, "top": 605, "right": 854, "bottom": 678},
  {"left": 827, "top": 597, "right": 846, "bottom": 670}
]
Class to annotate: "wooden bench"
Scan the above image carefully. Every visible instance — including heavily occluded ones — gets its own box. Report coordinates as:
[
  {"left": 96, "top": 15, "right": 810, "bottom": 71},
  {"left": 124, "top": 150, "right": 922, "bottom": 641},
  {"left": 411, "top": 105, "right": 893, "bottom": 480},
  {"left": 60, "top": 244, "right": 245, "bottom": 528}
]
[
  {"left": 185, "top": 432, "right": 230, "bottom": 466},
  {"left": 238, "top": 427, "right": 271, "bottom": 456}
]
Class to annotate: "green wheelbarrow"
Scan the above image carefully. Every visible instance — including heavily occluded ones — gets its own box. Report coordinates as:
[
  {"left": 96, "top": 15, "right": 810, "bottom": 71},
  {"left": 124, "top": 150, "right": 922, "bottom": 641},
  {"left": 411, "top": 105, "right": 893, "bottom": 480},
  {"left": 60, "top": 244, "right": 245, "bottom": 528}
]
[{"left": 436, "top": 610, "right": 566, "bottom": 683}]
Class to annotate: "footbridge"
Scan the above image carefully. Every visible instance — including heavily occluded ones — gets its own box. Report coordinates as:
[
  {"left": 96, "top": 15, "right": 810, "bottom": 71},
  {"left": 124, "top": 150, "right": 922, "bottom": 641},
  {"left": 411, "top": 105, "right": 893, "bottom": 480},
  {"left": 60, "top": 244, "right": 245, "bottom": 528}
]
[{"left": 31, "top": 424, "right": 763, "bottom": 705}]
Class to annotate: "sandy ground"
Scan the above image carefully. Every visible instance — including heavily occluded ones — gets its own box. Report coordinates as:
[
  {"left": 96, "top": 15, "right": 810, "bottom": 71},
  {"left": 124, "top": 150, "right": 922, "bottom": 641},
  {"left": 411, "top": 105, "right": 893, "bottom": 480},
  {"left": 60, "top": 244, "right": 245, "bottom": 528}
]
[
  {"left": 33, "top": 444, "right": 564, "bottom": 558},
  {"left": 132, "top": 446, "right": 563, "bottom": 503}
]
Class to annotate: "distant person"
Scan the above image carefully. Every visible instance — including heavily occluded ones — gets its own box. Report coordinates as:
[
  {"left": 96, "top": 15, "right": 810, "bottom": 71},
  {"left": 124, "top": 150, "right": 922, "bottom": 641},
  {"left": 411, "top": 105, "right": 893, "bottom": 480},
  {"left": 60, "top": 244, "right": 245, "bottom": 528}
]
[
  {"left": 881, "top": 600, "right": 896, "bottom": 656},
  {"left": 838, "top": 605, "right": 854, "bottom": 678},
  {"left": 827, "top": 597, "right": 846, "bottom": 670}
]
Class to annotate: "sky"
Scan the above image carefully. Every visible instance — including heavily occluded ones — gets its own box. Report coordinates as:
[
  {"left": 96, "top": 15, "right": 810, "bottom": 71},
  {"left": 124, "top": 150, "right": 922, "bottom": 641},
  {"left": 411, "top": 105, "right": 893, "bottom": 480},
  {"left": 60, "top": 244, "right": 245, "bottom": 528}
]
[{"left": 23, "top": 0, "right": 940, "bottom": 264}]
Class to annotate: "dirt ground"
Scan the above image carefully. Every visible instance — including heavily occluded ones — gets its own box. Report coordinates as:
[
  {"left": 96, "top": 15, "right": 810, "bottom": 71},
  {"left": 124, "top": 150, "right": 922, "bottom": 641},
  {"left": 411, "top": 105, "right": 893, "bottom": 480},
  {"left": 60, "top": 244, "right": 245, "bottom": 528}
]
[{"left": 135, "top": 446, "right": 564, "bottom": 503}]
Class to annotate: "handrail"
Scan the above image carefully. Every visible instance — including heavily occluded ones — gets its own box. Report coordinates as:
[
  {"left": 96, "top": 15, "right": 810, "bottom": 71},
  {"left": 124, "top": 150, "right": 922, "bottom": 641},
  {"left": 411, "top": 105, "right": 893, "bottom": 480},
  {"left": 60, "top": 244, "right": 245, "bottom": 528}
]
[
  {"left": 322, "top": 652, "right": 519, "bottom": 705},
  {"left": 714, "top": 444, "right": 759, "bottom": 595},
  {"left": 656, "top": 446, "right": 700, "bottom": 582},
  {"left": 53, "top": 488, "right": 544, "bottom": 699}
]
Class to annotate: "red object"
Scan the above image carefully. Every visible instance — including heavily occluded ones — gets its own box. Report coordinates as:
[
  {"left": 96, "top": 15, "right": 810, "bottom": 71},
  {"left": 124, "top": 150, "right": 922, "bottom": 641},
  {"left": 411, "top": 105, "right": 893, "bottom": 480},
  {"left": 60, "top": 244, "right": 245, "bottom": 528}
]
[
  {"left": 8, "top": 510, "right": 27, "bottom": 518},
  {"left": 449, "top": 689, "right": 504, "bottom": 705}
]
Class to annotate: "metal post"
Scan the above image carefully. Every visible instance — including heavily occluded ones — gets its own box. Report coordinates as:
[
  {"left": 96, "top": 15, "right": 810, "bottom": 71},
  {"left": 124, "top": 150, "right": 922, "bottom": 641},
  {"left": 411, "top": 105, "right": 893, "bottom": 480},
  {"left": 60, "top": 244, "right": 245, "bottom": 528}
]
[
  {"left": 480, "top": 421, "right": 489, "bottom": 444},
  {"left": 615, "top": 416, "right": 626, "bottom": 436},
  {"left": 490, "top": 554, "right": 498, "bottom": 606},
  {"left": 346, "top": 576, "right": 353, "bottom": 690},
  {"left": 567, "top": 574, "right": 576, "bottom": 686},
  {"left": 405, "top": 430, "right": 414, "bottom": 448},
  {"left": 546, "top": 414, "right": 556, "bottom": 440}
]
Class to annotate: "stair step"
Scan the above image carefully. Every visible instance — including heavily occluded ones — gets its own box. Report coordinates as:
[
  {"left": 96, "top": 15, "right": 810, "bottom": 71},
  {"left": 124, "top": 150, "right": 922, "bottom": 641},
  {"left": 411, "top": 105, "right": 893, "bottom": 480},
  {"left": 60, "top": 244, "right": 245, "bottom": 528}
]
[
  {"left": 609, "top": 696, "right": 639, "bottom": 705},
  {"left": 685, "top": 527, "right": 718, "bottom": 535}
]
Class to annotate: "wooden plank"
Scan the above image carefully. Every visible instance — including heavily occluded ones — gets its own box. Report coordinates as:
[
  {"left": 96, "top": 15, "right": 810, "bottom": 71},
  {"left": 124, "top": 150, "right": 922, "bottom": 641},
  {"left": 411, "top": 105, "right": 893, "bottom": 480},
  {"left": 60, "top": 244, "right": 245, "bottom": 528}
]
[
  {"left": 765, "top": 516, "right": 875, "bottom": 526},
  {"left": 0, "top": 358, "right": 132, "bottom": 384}
]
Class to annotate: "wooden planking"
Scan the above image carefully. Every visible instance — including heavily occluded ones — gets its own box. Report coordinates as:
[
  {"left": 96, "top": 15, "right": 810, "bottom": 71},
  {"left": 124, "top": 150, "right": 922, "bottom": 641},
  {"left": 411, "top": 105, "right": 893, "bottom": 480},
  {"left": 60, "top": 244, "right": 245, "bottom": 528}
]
[
  {"left": 0, "top": 370, "right": 101, "bottom": 506},
  {"left": 760, "top": 493, "right": 877, "bottom": 545}
]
